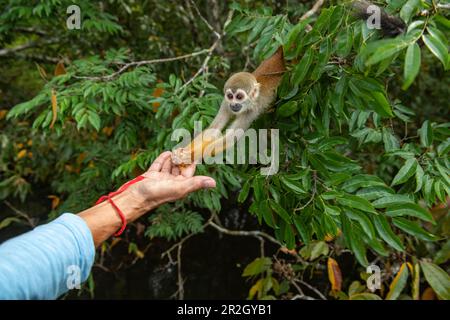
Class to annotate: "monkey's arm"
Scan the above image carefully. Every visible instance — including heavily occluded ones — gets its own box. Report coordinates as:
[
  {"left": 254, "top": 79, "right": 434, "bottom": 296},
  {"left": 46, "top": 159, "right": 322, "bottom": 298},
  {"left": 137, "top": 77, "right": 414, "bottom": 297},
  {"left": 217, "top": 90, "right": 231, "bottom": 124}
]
[
  {"left": 202, "top": 112, "right": 259, "bottom": 159},
  {"left": 172, "top": 101, "right": 231, "bottom": 164}
]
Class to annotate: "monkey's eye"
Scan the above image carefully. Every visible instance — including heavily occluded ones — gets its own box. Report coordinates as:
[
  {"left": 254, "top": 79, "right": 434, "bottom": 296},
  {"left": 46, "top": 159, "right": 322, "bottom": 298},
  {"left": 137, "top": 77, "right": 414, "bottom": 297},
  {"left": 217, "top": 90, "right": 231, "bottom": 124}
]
[
  {"left": 226, "top": 93, "right": 233, "bottom": 100},
  {"left": 236, "top": 93, "right": 244, "bottom": 100}
]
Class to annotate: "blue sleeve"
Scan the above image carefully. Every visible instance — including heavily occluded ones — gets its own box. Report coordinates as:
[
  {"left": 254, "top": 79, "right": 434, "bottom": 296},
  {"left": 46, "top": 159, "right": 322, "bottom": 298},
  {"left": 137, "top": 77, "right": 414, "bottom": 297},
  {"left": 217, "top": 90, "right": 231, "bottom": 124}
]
[{"left": 0, "top": 213, "right": 95, "bottom": 300}]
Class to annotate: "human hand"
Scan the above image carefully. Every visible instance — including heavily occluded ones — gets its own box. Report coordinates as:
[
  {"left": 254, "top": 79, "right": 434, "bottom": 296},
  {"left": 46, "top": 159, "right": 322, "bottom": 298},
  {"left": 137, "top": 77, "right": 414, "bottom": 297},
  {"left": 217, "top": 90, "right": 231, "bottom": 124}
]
[{"left": 130, "top": 151, "right": 216, "bottom": 211}]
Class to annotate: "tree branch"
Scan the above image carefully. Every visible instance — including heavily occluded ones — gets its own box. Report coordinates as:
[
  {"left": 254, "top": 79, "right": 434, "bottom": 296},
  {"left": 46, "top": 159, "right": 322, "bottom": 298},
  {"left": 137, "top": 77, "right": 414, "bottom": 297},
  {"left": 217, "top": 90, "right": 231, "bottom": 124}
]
[
  {"left": 0, "top": 38, "right": 59, "bottom": 57},
  {"left": 208, "top": 219, "right": 281, "bottom": 247},
  {"left": 73, "top": 49, "right": 210, "bottom": 81},
  {"left": 300, "top": 0, "right": 325, "bottom": 21}
]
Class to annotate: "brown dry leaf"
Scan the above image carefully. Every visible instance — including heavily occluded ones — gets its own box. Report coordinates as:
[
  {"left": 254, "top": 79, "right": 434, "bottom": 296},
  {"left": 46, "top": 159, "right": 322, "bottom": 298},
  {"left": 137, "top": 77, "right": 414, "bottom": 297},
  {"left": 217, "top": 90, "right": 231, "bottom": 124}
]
[
  {"left": 0, "top": 109, "right": 7, "bottom": 120},
  {"left": 54, "top": 61, "right": 66, "bottom": 76},
  {"left": 421, "top": 287, "right": 436, "bottom": 300},
  {"left": 76, "top": 152, "right": 87, "bottom": 164},
  {"left": 280, "top": 247, "right": 297, "bottom": 256},
  {"left": 152, "top": 85, "right": 164, "bottom": 112},
  {"left": 327, "top": 257, "right": 342, "bottom": 291},
  {"left": 102, "top": 126, "right": 114, "bottom": 136},
  {"left": 47, "top": 195, "right": 60, "bottom": 210},
  {"left": 50, "top": 89, "right": 57, "bottom": 129}
]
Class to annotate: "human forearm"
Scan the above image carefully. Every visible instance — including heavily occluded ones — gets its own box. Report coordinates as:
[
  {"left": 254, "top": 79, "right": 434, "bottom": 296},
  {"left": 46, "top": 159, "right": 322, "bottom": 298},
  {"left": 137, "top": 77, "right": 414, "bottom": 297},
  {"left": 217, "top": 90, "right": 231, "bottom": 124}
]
[{"left": 78, "top": 188, "right": 157, "bottom": 247}]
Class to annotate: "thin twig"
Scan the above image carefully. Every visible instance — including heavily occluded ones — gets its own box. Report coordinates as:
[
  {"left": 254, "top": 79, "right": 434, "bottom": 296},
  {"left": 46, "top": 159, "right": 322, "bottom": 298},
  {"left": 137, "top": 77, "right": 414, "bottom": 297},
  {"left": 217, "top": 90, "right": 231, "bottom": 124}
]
[
  {"left": 208, "top": 220, "right": 281, "bottom": 247},
  {"left": 300, "top": 0, "right": 325, "bottom": 21},
  {"left": 177, "top": 9, "right": 233, "bottom": 92},
  {"left": 295, "top": 279, "right": 327, "bottom": 300},
  {"left": 74, "top": 49, "right": 210, "bottom": 81},
  {"left": 190, "top": 0, "right": 220, "bottom": 38},
  {"left": 0, "top": 38, "right": 59, "bottom": 57},
  {"left": 4, "top": 200, "right": 37, "bottom": 227},
  {"left": 294, "top": 171, "right": 317, "bottom": 212},
  {"left": 300, "top": 0, "right": 325, "bottom": 32}
]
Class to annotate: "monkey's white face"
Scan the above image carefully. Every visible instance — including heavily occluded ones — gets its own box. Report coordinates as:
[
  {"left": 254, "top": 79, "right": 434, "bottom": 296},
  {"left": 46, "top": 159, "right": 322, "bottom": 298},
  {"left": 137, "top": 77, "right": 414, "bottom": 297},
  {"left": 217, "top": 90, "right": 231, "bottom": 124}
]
[{"left": 225, "top": 89, "right": 252, "bottom": 114}]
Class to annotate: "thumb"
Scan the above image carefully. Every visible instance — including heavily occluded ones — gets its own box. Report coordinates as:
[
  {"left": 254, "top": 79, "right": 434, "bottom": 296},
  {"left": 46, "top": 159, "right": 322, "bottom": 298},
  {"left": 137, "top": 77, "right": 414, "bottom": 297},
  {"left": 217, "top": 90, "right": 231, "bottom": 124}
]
[{"left": 181, "top": 176, "right": 216, "bottom": 195}]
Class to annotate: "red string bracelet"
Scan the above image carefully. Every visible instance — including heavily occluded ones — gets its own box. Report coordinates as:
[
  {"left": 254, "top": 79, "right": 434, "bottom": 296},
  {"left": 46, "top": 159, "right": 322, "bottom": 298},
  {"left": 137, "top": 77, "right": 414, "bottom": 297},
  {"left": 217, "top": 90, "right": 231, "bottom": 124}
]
[{"left": 95, "top": 175, "right": 146, "bottom": 236}]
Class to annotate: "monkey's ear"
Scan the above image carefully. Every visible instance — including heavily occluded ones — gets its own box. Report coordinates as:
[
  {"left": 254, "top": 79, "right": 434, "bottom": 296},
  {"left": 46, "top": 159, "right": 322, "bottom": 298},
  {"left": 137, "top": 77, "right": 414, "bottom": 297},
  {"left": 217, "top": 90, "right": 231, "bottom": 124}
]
[{"left": 250, "top": 82, "right": 261, "bottom": 100}]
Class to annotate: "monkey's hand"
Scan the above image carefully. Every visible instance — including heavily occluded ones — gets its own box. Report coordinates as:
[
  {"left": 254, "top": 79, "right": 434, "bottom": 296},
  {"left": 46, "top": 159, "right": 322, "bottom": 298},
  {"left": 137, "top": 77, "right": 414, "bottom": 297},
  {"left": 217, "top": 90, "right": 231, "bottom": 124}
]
[{"left": 171, "top": 147, "right": 193, "bottom": 165}]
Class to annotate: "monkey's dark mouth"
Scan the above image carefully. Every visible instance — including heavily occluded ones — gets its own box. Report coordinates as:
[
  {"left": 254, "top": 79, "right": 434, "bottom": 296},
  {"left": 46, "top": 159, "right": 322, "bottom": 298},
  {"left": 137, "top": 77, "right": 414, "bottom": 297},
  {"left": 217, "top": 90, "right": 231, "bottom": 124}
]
[{"left": 230, "top": 103, "right": 242, "bottom": 112}]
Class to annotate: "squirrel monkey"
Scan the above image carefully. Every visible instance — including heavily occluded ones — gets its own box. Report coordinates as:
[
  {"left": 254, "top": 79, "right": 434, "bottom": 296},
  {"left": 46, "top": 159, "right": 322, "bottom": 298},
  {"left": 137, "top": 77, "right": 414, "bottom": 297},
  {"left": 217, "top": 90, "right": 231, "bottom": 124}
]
[
  {"left": 172, "top": 47, "right": 285, "bottom": 165},
  {"left": 171, "top": 1, "right": 401, "bottom": 166}
]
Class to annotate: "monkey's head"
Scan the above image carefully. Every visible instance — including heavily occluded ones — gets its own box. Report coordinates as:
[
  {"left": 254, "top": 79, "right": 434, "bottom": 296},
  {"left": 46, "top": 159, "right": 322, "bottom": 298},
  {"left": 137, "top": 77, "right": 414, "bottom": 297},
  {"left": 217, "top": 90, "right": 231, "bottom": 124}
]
[{"left": 223, "top": 72, "right": 260, "bottom": 114}]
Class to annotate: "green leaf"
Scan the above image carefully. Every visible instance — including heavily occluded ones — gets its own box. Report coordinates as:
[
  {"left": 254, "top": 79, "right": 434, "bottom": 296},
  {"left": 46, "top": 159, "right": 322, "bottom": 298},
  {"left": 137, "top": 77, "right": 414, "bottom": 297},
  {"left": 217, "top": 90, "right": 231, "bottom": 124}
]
[
  {"left": 356, "top": 186, "right": 395, "bottom": 201},
  {"left": 391, "top": 158, "right": 417, "bottom": 186},
  {"left": 392, "top": 217, "right": 437, "bottom": 241},
  {"left": 373, "top": 215, "right": 404, "bottom": 251},
  {"left": 402, "top": 43, "right": 421, "bottom": 90},
  {"left": 420, "top": 261, "right": 450, "bottom": 300},
  {"left": 342, "top": 215, "right": 368, "bottom": 266},
  {"left": 238, "top": 180, "right": 251, "bottom": 203},
  {"left": 434, "top": 240, "right": 450, "bottom": 264},
  {"left": 385, "top": 203, "right": 434, "bottom": 223},
  {"left": 365, "top": 39, "right": 410, "bottom": 66},
  {"left": 370, "top": 91, "right": 393, "bottom": 117},
  {"left": 310, "top": 241, "right": 329, "bottom": 260},
  {"left": 260, "top": 200, "right": 277, "bottom": 229},
  {"left": 350, "top": 293, "right": 382, "bottom": 300},
  {"left": 422, "top": 33, "right": 449, "bottom": 70},
  {"left": 293, "top": 214, "right": 310, "bottom": 244},
  {"left": 382, "top": 127, "right": 400, "bottom": 151},
  {"left": 269, "top": 200, "right": 291, "bottom": 224},
  {"left": 386, "top": 263, "right": 409, "bottom": 300},
  {"left": 373, "top": 194, "right": 414, "bottom": 208},
  {"left": 242, "top": 257, "right": 272, "bottom": 277},
  {"left": 435, "top": 161, "right": 450, "bottom": 187},
  {"left": 0, "top": 217, "right": 22, "bottom": 229},
  {"left": 400, "top": 0, "right": 420, "bottom": 23},
  {"left": 276, "top": 101, "right": 299, "bottom": 118},
  {"left": 88, "top": 112, "right": 101, "bottom": 131},
  {"left": 415, "top": 163, "right": 424, "bottom": 192},
  {"left": 280, "top": 176, "right": 307, "bottom": 194},
  {"left": 291, "top": 47, "right": 314, "bottom": 85},
  {"left": 345, "top": 210, "right": 376, "bottom": 240},
  {"left": 418, "top": 120, "right": 433, "bottom": 147},
  {"left": 341, "top": 174, "right": 386, "bottom": 193},
  {"left": 337, "top": 194, "right": 377, "bottom": 214}
]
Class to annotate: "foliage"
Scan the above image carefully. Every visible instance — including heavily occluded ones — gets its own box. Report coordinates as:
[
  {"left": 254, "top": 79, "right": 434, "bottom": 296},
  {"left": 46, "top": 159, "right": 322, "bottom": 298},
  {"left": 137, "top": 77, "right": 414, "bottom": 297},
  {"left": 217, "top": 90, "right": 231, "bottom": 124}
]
[{"left": 0, "top": 0, "right": 449, "bottom": 299}]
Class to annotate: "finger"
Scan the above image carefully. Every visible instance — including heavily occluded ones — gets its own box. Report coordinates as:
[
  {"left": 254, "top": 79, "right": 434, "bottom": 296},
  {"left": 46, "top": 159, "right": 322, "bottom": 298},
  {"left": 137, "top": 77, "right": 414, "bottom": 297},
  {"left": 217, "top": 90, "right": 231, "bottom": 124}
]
[
  {"left": 180, "top": 162, "right": 196, "bottom": 178},
  {"left": 171, "top": 165, "right": 180, "bottom": 176},
  {"left": 178, "top": 176, "right": 216, "bottom": 195},
  {"left": 161, "top": 156, "right": 172, "bottom": 173},
  {"left": 148, "top": 151, "right": 172, "bottom": 172}
]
